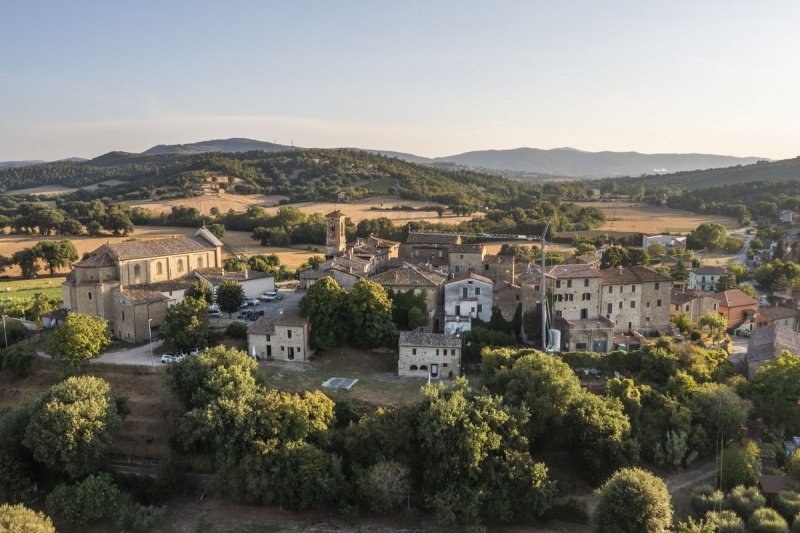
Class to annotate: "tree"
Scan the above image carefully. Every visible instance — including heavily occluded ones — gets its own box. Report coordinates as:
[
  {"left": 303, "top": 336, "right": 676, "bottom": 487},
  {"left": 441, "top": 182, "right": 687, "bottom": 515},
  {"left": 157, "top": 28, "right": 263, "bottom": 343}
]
[
  {"left": 576, "top": 242, "right": 597, "bottom": 255},
  {"left": 672, "top": 312, "right": 692, "bottom": 334},
  {"left": 23, "top": 376, "right": 121, "bottom": 478},
  {"left": 689, "top": 383, "right": 751, "bottom": 445},
  {"left": 348, "top": 279, "right": 395, "bottom": 349},
  {"left": 185, "top": 280, "right": 213, "bottom": 305},
  {"left": 388, "top": 289, "right": 428, "bottom": 330},
  {"left": 46, "top": 313, "right": 111, "bottom": 366},
  {"left": 0, "top": 504, "right": 55, "bottom": 533},
  {"left": 716, "top": 272, "right": 737, "bottom": 291},
  {"left": 215, "top": 280, "right": 245, "bottom": 318},
  {"left": 594, "top": 467, "right": 672, "bottom": 533},
  {"left": 299, "top": 276, "right": 347, "bottom": 350},
  {"left": 647, "top": 243, "right": 666, "bottom": 259},
  {"left": 601, "top": 247, "right": 630, "bottom": 269},
  {"left": 670, "top": 260, "right": 690, "bottom": 282},
  {"left": 33, "top": 240, "right": 78, "bottom": 275},
  {"left": 721, "top": 441, "right": 762, "bottom": 491},
  {"left": 159, "top": 296, "right": 212, "bottom": 351},
  {"left": 687, "top": 223, "right": 727, "bottom": 251},
  {"left": 627, "top": 247, "right": 650, "bottom": 266},
  {"left": 750, "top": 352, "right": 800, "bottom": 434},
  {"left": 46, "top": 472, "right": 120, "bottom": 526},
  {"left": 699, "top": 311, "right": 728, "bottom": 343},
  {"left": 11, "top": 249, "right": 39, "bottom": 278},
  {"left": 207, "top": 223, "right": 225, "bottom": 238},
  {"left": 738, "top": 283, "right": 758, "bottom": 298}
]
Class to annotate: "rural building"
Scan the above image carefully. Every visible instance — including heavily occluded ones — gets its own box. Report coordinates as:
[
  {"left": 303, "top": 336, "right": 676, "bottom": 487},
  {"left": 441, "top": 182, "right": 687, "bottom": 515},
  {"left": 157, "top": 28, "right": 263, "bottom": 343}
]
[
  {"left": 62, "top": 227, "right": 224, "bottom": 343},
  {"left": 493, "top": 281, "right": 522, "bottom": 323},
  {"left": 598, "top": 265, "right": 672, "bottom": 335},
  {"left": 778, "top": 210, "right": 796, "bottom": 224},
  {"left": 247, "top": 309, "right": 312, "bottom": 362},
  {"left": 399, "top": 232, "right": 461, "bottom": 268},
  {"left": 42, "top": 308, "right": 68, "bottom": 329},
  {"left": 756, "top": 305, "right": 797, "bottom": 330},
  {"left": 689, "top": 266, "right": 726, "bottom": 292},
  {"left": 481, "top": 253, "right": 519, "bottom": 284},
  {"left": 670, "top": 288, "right": 720, "bottom": 324},
  {"left": 707, "top": 289, "right": 757, "bottom": 328},
  {"left": 398, "top": 331, "right": 461, "bottom": 379},
  {"left": 745, "top": 324, "right": 800, "bottom": 378},
  {"left": 642, "top": 234, "right": 687, "bottom": 250},
  {"left": 443, "top": 272, "right": 493, "bottom": 334},
  {"left": 348, "top": 235, "right": 400, "bottom": 272},
  {"left": 556, "top": 316, "right": 615, "bottom": 353},
  {"left": 659, "top": 255, "right": 693, "bottom": 269},
  {"left": 325, "top": 210, "right": 347, "bottom": 258},
  {"left": 369, "top": 263, "right": 446, "bottom": 332},
  {"left": 194, "top": 267, "right": 274, "bottom": 299},
  {"left": 448, "top": 244, "right": 485, "bottom": 275}
]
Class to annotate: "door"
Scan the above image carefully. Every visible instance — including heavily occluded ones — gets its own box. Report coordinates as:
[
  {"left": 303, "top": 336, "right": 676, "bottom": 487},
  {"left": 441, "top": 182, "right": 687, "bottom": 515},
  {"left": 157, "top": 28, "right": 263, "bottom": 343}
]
[
  {"left": 287, "top": 347, "right": 295, "bottom": 360},
  {"left": 266, "top": 345, "right": 272, "bottom": 358},
  {"left": 593, "top": 340, "right": 607, "bottom": 353},
  {"left": 430, "top": 363, "right": 439, "bottom": 378}
]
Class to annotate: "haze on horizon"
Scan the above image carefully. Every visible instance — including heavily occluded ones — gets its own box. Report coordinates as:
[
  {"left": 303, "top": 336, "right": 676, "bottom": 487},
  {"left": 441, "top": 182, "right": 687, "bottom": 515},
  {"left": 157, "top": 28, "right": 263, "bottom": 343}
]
[{"left": 1, "top": 0, "right": 798, "bottom": 162}]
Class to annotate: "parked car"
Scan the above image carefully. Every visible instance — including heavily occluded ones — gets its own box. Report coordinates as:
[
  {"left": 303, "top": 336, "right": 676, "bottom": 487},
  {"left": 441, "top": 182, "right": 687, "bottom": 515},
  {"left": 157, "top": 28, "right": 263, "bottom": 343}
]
[
  {"left": 161, "top": 353, "right": 179, "bottom": 364},
  {"left": 247, "top": 310, "right": 265, "bottom": 321},
  {"left": 244, "top": 298, "right": 260, "bottom": 306},
  {"left": 260, "top": 291, "right": 283, "bottom": 302},
  {"left": 208, "top": 308, "right": 222, "bottom": 317},
  {"left": 237, "top": 310, "right": 253, "bottom": 320},
  {"left": 186, "top": 348, "right": 201, "bottom": 357}
]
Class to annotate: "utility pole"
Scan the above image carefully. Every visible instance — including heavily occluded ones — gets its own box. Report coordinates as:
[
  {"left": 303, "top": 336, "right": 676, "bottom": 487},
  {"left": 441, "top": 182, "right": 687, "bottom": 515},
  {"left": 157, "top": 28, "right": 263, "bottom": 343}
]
[
  {"left": 148, "top": 318, "right": 153, "bottom": 366},
  {"left": 2, "top": 315, "right": 7, "bottom": 349},
  {"left": 540, "top": 219, "right": 552, "bottom": 351}
]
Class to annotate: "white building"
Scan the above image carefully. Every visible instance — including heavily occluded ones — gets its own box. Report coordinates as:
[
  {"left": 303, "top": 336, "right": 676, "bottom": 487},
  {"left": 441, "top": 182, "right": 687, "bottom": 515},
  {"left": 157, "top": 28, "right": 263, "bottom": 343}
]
[
  {"left": 194, "top": 267, "right": 274, "bottom": 299},
  {"left": 778, "top": 210, "right": 796, "bottom": 224},
  {"left": 443, "top": 272, "right": 493, "bottom": 334},
  {"left": 642, "top": 234, "right": 687, "bottom": 250},
  {"left": 398, "top": 331, "right": 461, "bottom": 379},
  {"left": 688, "top": 265, "right": 726, "bottom": 292}
]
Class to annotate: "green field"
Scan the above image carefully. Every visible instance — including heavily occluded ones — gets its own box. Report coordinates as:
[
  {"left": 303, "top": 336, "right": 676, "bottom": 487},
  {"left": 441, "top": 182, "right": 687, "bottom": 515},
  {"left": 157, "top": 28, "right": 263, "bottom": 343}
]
[{"left": 0, "top": 276, "right": 65, "bottom": 300}]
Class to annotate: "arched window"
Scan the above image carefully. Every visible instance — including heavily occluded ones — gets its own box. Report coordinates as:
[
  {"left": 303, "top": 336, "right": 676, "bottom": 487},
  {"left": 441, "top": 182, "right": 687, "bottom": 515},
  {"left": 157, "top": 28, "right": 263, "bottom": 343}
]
[
  {"left": 156, "top": 262, "right": 163, "bottom": 275},
  {"left": 420, "top": 365, "right": 428, "bottom": 371},
  {"left": 410, "top": 365, "right": 418, "bottom": 371},
  {"left": 133, "top": 264, "right": 141, "bottom": 280},
  {"left": 197, "top": 257, "right": 204, "bottom": 268},
  {"left": 177, "top": 259, "right": 184, "bottom": 273}
]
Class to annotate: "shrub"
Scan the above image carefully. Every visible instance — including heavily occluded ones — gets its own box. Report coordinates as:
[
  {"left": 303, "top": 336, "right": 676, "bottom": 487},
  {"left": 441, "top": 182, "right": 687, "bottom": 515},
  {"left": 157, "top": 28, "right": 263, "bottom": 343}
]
[
  {"left": 0, "top": 503, "right": 55, "bottom": 533},
  {"left": 594, "top": 467, "right": 672, "bottom": 533},
  {"left": 725, "top": 485, "right": 766, "bottom": 519},
  {"left": 543, "top": 497, "right": 590, "bottom": 524},
  {"left": 225, "top": 321, "right": 249, "bottom": 339},
  {"left": 45, "top": 473, "right": 120, "bottom": 526},
  {"left": 691, "top": 483, "right": 724, "bottom": 514},
  {"left": 113, "top": 500, "right": 165, "bottom": 531},
  {"left": 1, "top": 345, "right": 35, "bottom": 377},
  {"left": 787, "top": 453, "right": 800, "bottom": 480},
  {"left": 721, "top": 440, "right": 762, "bottom": 490},
  {"left": 776, "top": 491, "right": 800, "bottom": 521},
  {"left": 748, "top": 507, "right": 789, "bottom": 533},
  {"left": 703, "top": 510, "right": 746, "bottom": 532},
  {"left": 792, "top": 511, "right": 800, "bottom": 532}
]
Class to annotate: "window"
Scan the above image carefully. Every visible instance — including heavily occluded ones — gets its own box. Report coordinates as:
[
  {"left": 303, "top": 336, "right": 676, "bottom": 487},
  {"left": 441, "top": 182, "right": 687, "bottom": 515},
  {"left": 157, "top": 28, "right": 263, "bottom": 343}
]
[
  {"left": 567, "top": 279, "right": 572, "bottom": 288},
  {"left": 475, "top": 287, "right": 481, "bottom": 296},
  {"left": 451, "top": 349, "right": 456, "bottom": 356},
  {"left": 580, "top": 308, "right": 588, "bottom": 319},
  {"left": 198, "top": 257, "right": 203, "bottom": 268},
  {"left": 655, "top": 282, "right": 660, "bottom": 290},
  {"left": 177, "top": 259, "right": 184, "bottom": 272},
  {"left": 608, "top": 286, "right": 613, "bottom": 294},
  {"left": 460, "top": 254, "right": 464, "bottom": 259},
  {"left": 455, "top": 266, "right": 460, "bottom": 272},
  {"left": 88, "top": 292, "right": 92, "bottom": 300},
  {"left": 443, "top": 363, "right": 448, "bottom": 367},
  {"left": 555, "top": 310, "right": 563, "bottom": 317},
  {"left": 455, "top": 305, "right": 460, "bottom": 315},
  {"left": 555, "top": 280, "right": 561, "bottom": 289},
  {"left": 619, "top": 286, "right": 623, "bottom": 293},
  {"left": 575, "top": 342, "right": 588, "bottom": 350},
  {"left": 619, "top": 302, "right": 622, "bottom": 309},
  {"left": 420, "top": 365, "right": 428, "bottom": 371},
  {"left": 657, "top": 299, "right": 662, "bottom": 307},
  {"left": 568, "top": 294, "right": 574, "bottom": 301},
  {"left": 412, "top": 348, "right": 417, "bottom": 355},
  {"left": 484, "top": 264, "right": 489, "bottom": 270},
  {"left": 630, "top": 301, "right": 636, "bottom": 308},
  {"left": 632, "top": 285, "right": 636, "bottom": 293},
  {"left": 516, "top": 295, "right": 520, "bottom": 301},
  {"left": 584, "top": 278, "right": 590, "bottom": 287},
  {"left": 121, "top": 311, "right": 125, "bottom": 320},
  {"left": 685, "top": 305, "right": 689, "bottom": 312},
  {"left": 477, "top": 304, "right": 483, "bottom": 313},
  {"left": 266, "top": 335, "right": 271, "bottom": 341},
  {"left": 607, "top": 303, "right": 613, "bottom": 314},
  {"left": 288, "top": 330, "right": 292, "bottom": 339},
  {"left": 133, "top": 264, "right": 141, "bottom": 279},
  {"left": 435, "top": 349, "right": 439, "bottom": 355},
  {"left": 582, "top": 293, "right": 591, "bottom": 301},
  {"left": 410, "top": 365, "right": 418, "bottom": 371},
  {"left": 462, "top": 287, "right": 468, "bottom": 298}
]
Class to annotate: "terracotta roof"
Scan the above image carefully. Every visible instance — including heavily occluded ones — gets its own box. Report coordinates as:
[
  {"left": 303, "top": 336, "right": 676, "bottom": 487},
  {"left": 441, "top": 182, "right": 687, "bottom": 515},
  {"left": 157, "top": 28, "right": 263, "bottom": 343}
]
[
  {"left": 547, "top": 264, "right": 602, "bottom": 279},
  {"left": 692, "top": 265, "right": 727, "bottom": 275},
  {"left": 600, "top": 265, "right": 673, "bottom": 285},
  {"left": 194, "top": 267, "right": 271, "bottom": 286},
  {"left": 483, "top": 254, "right": 514, "bottom": 264},
  {"left": 399, "top": 331, "right": 461, "bottom": 348},
  {"left": 445, "top": 271, "right": 493, "bottom": 285},
  {"left": 247, "top": 309, "right": 307, "bottom": 335},
  {"left": 369, "top": 263, "right": 446, "bottom": 287},
  {"left": 758, "top": 306, "right": 796, "bottom": 322},
  {"left": 299, "top": 268, "right": 327, "bottom": 280},
  {"left": 115, "top": 287, "right": 170, "bottom": 304},
  {"left": 133, "top": 277, "right": 195, "bottom": 292},
  {"left": 361, "top": 236, "right": 400, "bottom": 249},
  {"left": 707, "top": 289, "right": 757, "bottom": 308},
  {"left": 405, "top": 232, "right": 460, "bottom": 245},
  {"left": 746, "top": 324, "right": 800, "bottom": 363}
]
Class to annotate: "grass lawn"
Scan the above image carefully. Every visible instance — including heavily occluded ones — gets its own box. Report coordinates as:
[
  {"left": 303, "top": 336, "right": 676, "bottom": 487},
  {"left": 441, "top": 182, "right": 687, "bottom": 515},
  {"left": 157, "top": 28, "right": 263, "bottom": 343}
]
[{"left": 0, "top": 276, "right": 65, "bottom": 299}]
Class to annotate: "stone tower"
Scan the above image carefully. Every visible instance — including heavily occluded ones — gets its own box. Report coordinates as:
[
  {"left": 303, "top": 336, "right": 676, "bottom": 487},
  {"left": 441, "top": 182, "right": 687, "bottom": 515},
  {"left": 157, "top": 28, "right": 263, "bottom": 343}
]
[{"left": 325, "top": 210, "right": 346, "bottom": 258}]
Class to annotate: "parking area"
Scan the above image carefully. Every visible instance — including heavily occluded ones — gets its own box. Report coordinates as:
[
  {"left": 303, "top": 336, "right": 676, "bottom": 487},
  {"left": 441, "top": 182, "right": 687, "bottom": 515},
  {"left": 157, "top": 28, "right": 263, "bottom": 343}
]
[{"left": 211, "top": 288, "right": 303, "bottom": 323}]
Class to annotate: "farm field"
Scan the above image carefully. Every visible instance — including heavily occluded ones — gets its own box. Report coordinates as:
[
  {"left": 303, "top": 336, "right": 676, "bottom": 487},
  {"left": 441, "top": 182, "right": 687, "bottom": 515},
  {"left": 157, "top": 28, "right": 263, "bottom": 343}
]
[
  {"left": 273, "top": 196, "right": 482, "bottom": 224},
  {"left": 5, "top": 179, "right": 127, "bottom": 196},
  {"left": 132, "top": 193, "right": 288, "bottom": 215},
  {"left": 0, "top": 276, "right": 64, "bottom": 299},
  {"left": 575, "top": 201, "right": 738, "bottom": 233}
]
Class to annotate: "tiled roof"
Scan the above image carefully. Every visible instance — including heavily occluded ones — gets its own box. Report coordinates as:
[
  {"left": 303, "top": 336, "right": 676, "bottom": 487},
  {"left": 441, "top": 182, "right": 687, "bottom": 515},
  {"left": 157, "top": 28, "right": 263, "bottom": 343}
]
[
  {"left": 247, "top": 309, "right": 307, "bottom": 335},
  {"left": 326, "top": 210, "right": 344, "bottom": 218},
  {"left": 133, "top": 277, "right": 195, "bottom": 292},
  {"left": 757, "top": 306, "right": 796, "bottom": 322},
  {"left": 671, "top": 288, "right": 704, "bottom": 306},
  {"left": 194, "top": 267, "right": 271, "bottom": 286},
  {"left": 99, "top": 235, "right": 215, "bottom": 261},
  {"left": 600, "top": 265, "right": 672, "bottom": 284},
  {"left": 74, "top": 249, "right": 116, "bottom": 268},
  {"left": 399, "top": 331, "right": 462, "bottom": 348},
  {"left": 405, "top": 232, "right": 460, "bottom": 245},
  {"left": 248, "top": 315, "right": 276, "bottom": 335},
  {"left": 483, "top": 254, "right": 514, "bottom": 264},
  {"left": 450, "top": 244, "right": 485, "bottom": 254},
  {"left": 299, "top": 268, "right": 328, "bottom": 279},
  {"left": 691, "top": 265, "right": 727, "bottom": 275},
  {"left": 707, "top": 289, "right": 757, "bottom": 308},
  {"left": 115, "top": 287, "right": 170, "bottom": 304},
  {"left": 445, "top": 271, "right": 493, "bottom": 285},
  {"left": 370, "top": 263, "right": 446, "bottom": 287},
  {"left": 547, "top": 264, "right": 602, "bottom": 279},
  {"left": 747, "top": 324, "right": 800, "bottom": 362},
  {"left": 660, "top": 255, "right": 692, "bottom": 266}
]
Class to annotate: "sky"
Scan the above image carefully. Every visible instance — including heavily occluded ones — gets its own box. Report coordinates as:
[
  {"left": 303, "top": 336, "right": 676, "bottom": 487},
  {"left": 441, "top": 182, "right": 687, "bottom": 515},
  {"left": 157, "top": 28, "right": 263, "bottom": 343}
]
[{"left": 1, "top": 1, "right": 799, "bottom": 161}]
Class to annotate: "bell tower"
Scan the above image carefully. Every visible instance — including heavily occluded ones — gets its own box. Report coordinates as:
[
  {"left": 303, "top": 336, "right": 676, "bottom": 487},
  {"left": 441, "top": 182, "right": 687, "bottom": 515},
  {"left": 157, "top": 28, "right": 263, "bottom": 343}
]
[{"left": 325, "top": 210, "right": 346, "bottom": 258}]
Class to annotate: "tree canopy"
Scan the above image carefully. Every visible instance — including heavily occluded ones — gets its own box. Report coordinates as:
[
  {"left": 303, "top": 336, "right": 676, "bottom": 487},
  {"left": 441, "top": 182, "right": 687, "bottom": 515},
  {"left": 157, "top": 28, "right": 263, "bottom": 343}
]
[
  {"left": 594, "top": 467, "right": 673, "bottom": 533},
  {"left": 159, "top": 296, "right": 212, "bottom": 351},
  {"left": 215, "top": 280, "right": 245, "bottom": 317},
  {"left": 298, "top": 276, "right": 348, "bottom": 350},
  {"left": 46, "top": 313, "right": 111, "bottom": 366}
]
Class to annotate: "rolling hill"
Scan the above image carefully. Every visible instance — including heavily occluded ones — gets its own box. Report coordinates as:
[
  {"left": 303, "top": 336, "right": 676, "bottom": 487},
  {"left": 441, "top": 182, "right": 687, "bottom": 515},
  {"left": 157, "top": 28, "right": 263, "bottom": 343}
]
[{"left": 144, "top": 138, "right": 294, "bottom": 155}]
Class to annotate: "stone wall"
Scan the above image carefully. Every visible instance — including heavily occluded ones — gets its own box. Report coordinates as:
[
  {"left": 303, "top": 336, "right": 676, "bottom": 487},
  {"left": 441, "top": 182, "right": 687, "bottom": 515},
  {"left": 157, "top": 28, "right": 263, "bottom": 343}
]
[{"left": 398, "top": 345, "right": 461, "bottom": 378}]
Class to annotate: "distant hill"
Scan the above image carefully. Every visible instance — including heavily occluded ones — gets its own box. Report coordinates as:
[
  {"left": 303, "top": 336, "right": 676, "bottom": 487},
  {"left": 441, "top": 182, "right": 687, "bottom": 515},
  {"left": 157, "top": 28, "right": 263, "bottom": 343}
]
[
  {"left": 609, "top": 156, "right": 800, "bottom": 190},
  {"left": 0, "top": 160, "right": 46, "bottom": 169},
  {"left": 428, "top": 147, "right": 766, "bottom": 178},
  {"left": 144, "top": 138, "right": 294, "bottom": 155},
  {"left": 365, "top": 149, "right": 434, "bottom": 165}
]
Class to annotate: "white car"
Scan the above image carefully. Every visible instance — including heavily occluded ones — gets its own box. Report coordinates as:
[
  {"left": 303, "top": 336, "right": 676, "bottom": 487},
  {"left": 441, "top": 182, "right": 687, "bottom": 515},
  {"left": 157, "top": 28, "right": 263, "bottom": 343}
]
[
  {"left": 244, "top": 298, "right": 260, "bottom": 306},
  {"left": 161, "top": 353, "right": 181, "bottom": 364},
  {"left": 208, "top": 308, "right": 222, "bottom": 317},
  {"left": 260, "top": 291, "right": 283, "bottom": 302}
]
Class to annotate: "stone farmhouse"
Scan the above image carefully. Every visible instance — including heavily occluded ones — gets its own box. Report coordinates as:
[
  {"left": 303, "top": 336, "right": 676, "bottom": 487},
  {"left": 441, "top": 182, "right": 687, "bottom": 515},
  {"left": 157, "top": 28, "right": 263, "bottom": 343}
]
[
  {"left": 368, "top": 263, "right": 446, "bottom": 332},
  {"left": 62, "top": 227, "right": 272, "bottom": 343},
  {"left": 398, "top": 331, "right": 461, "bottom": 379},
  {"left": 246, "top": 309, "right": 312, "bottom": 362},
  {"left": 670, "top": 287, "right": 720, "bottom": 323}
]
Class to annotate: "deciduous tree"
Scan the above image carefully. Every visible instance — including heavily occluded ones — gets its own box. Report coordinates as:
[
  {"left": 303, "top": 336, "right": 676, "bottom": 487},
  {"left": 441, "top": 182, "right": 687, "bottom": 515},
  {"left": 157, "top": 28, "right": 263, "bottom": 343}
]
[
  {"left": 33, "top": 240, "right": 78, "bottom": 275},
  {"left": 594, "top": 467, "right": 673, "bottom": 533},
  {"left": 159, "top": 296, "right": 212, "bottom": 351},
  {"left": 215, "top": 280, "right": 245, "bottom": 318},
  {"left": 347, "top": 279, "right": 395, "bottom": 349},
  {"left": 0, "top": 504, "right": 55, "bottom": 533},
  {"left": 299, "top": 276, "right": 347, "bottom": 350},
  {"left": 46, "top": 313, "right": 111, "bottom": 366}
]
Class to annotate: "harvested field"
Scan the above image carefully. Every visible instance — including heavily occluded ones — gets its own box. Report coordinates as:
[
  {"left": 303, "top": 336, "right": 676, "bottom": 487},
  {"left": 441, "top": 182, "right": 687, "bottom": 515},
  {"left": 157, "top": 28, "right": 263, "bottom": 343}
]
[
  {"left": 5, "top": 184, "right": 77, "bottom": 196},
  {"left": 575, "top": 201, "right": 738, "bottom": 233},
  {"left": 132, "top": 193, "right": 287, "bottom": 216},
  {"left": 274, "top": 196, "right": 482, "bottom": 224}
]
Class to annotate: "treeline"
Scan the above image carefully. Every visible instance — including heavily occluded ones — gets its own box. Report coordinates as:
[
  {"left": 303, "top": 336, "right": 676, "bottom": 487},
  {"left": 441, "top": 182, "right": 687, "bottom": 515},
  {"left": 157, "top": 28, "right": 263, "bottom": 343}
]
[{"left": 0, "top": 197, "right": 135, "bottom": 237}]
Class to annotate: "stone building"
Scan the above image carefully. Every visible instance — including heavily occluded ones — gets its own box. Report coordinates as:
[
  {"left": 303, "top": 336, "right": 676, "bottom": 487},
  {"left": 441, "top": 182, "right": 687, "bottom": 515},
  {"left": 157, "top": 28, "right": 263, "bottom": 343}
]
[
  {"left": 246, "top": 309, "right": 313, "bottom": 362},
  {"left": 756, "top": 306, "right": 798, "bottom": 330},
  {"left": 448, "top": 244, "right": 485, "bottom": 275},
  {"left": 62, "top": 227, "right": 224, "bottom": 342},
  {"left": 369, "top": 263, "right": 446, "bottom": 332},
  {"left": 398, "top": 331, "right": 461, "bottom": 379},
  {"left": 443, "top": 272, "right": 493, "bottom": 334},
  {"left": 670, "top": 287, "right": 720, "bottom": 323},
  {"left": 598, "top": 266, "right": 672, "bottom": 334},
  {"left": 745, "top": 324, "right": 800, "bottom": 378},
  {"left": 399, "top": 232, "right": 461, "bottom": 268},
  {"left": 325, "top": 210, "right": 347, "bottom": 258}
]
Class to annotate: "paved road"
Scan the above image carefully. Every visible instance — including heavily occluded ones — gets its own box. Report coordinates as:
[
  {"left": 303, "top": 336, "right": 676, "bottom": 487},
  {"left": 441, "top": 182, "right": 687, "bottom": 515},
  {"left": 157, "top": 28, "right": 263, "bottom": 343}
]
[{"left": 728, "top": 226, "right": 755, "bottom": 265}]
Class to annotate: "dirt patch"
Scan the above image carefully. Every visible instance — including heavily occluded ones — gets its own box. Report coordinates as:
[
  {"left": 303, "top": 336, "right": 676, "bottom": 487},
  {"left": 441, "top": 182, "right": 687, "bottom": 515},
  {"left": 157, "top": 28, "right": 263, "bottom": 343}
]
[{"left": 575, "top": 201, "right": 738, "bottom": 233}]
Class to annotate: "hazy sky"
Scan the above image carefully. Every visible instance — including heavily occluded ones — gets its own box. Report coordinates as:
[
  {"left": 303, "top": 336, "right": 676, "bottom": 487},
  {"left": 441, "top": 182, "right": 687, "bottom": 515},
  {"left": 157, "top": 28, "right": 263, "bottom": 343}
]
[{"left": 2, "top": 1, "right": 799, "bottom": 161}]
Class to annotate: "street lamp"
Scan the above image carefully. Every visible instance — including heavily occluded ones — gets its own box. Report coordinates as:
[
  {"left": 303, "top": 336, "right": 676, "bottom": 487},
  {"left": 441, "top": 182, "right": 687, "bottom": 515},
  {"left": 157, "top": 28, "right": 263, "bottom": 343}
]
[
  {"left": 148, "top": 318, "right": 153, "bottom": 366},
  {"left": 2, "top": 315, "right": 6, "bottom": 349}
]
